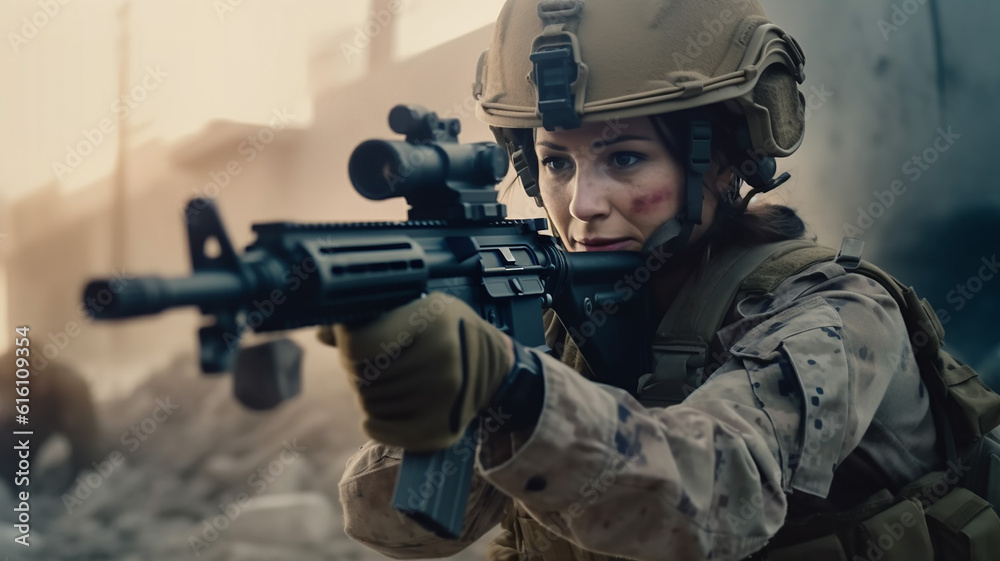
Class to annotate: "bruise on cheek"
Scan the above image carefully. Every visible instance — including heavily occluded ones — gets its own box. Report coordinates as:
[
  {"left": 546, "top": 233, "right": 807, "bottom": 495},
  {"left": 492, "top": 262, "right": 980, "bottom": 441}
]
[{"left": 630, "top": 190, "right": 673, "bottom": 215}]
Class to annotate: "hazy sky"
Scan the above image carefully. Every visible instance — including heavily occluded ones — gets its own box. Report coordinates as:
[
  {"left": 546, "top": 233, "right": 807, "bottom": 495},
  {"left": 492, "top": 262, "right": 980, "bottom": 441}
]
[{"left": 0, "top": 0, "right": 507, "bottom": 200}]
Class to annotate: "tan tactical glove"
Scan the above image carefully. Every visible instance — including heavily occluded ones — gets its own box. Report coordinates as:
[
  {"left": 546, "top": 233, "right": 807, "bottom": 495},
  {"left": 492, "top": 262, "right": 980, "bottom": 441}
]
[{"left": 330, "top": 292, "right": 514, "bottom": 451}]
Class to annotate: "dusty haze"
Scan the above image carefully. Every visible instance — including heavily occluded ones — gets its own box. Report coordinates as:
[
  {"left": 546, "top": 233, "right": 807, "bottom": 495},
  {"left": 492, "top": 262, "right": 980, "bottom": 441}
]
[{"left": 0, "top": 1, "right": 997, "bottom": 559}]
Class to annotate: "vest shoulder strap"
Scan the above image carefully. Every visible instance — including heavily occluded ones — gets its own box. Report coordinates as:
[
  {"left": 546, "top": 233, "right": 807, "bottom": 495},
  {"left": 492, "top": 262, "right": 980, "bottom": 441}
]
[{"left": 640, "top": 239, "right": 837, "bottom": 406}]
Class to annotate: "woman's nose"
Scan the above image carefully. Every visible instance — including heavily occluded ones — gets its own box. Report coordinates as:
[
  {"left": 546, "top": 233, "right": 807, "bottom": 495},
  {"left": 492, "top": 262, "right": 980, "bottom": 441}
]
[{"left": 568, "top": 168, "right": 612, "bottom": 222}]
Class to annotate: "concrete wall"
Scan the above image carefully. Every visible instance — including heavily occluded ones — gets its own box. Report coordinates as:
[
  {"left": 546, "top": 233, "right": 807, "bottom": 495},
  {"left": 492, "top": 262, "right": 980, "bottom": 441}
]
[{"left": 756, "top": 0, "right": 1000, "bottom": 378}]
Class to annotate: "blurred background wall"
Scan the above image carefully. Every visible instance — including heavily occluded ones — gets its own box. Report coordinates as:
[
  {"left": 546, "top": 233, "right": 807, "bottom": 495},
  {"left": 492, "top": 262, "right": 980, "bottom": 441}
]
[
  {"left": 0, "top": 0, "right": 997, "bottom": 397},
  {"left": 0, "top": 2, "right": 998, "bottom": 559}
]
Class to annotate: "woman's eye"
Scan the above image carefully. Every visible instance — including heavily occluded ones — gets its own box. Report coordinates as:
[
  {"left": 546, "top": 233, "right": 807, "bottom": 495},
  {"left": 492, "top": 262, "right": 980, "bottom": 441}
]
[
  {"left": 541, "top": 156, "right": 571, "bottom": 172},
  {"left": 610, "top": 152, "right": 644, "bottom": 169}
]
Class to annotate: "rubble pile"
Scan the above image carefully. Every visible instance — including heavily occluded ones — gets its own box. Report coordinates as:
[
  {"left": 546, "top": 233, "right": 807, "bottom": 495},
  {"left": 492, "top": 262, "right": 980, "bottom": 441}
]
[{"left": 3, "top": 353, "right": 498, "bottom": 560}]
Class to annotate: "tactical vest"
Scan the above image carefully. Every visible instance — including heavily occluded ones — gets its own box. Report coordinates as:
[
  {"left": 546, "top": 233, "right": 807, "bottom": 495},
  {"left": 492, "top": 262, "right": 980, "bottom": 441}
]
[{"left": 497, "top": 239, "right": 1000, "bottom": 561}]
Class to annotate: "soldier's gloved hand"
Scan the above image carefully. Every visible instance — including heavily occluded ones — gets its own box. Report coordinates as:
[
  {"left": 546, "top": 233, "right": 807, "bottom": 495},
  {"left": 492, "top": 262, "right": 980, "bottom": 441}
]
[{"left": 332, "top": 292, "right": 514, "bottom": 451}]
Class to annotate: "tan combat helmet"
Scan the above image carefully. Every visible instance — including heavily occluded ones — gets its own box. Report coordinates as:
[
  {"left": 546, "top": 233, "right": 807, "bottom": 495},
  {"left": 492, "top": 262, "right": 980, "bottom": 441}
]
[{"left": 473, "top": 0, "right": 807, "bottom": 251}]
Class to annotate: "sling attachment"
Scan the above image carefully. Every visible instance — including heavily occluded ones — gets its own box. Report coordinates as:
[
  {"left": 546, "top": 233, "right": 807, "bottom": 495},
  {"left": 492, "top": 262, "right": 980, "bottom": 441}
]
[{"left": 833, "top": 237, "right": 864, "bottom": 271}]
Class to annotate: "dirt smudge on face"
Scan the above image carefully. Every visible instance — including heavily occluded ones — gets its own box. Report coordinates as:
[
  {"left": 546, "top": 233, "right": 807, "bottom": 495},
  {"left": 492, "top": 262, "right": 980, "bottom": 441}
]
[{"left": 630, "top": 190, "right": 672, "bottom": 215}]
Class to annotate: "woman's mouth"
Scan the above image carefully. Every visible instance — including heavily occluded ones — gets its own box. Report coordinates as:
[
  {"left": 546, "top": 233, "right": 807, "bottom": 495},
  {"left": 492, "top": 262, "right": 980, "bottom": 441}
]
[{"left": 574, "top": 238, "right": 638, "bottom": 252}]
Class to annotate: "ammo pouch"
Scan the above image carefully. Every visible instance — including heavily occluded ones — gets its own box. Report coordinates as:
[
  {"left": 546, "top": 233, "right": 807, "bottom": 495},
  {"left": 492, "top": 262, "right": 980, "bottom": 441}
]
[
  {"left": 761, "top": 484, "right": 1000, "bottom": 561},
  {"left": 918, "top": 426, "right": 1000, "bottom": 560},
  {"left": 924, "top": 487, "right": 1000, "bottom": 561},
  {"left": 958, "top": 427, "right": 1000, "bottom": 513},
  {"left": 758, "top": 437, "right": 1000, "bottom": 561},
  {"left": 760, "top": 491, "right": 932, "bottom": 561},
  {"left": 903, "top": 466, "right": 1000, "bottom": 561}
]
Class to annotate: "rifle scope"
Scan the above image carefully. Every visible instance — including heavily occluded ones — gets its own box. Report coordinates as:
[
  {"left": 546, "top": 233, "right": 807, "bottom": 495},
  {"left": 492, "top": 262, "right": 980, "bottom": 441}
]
[{"left": 347, "top": 105, "right": 508, "bottom": 203}]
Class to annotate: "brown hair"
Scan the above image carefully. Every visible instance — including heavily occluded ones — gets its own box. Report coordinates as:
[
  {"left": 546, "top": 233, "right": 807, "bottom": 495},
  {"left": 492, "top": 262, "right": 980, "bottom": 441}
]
[{"left": 714, "top": 201, "right": 808, "bottom": 247}]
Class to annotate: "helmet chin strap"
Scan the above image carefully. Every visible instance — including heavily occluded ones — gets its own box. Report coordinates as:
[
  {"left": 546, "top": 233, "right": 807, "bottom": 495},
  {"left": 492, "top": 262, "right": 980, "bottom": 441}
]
[
  {"left": 641, "top": 217, "right": 685, "bottom": 254},
  {"left": 642, "top": 116, "right": 713, "bottom": 256}
]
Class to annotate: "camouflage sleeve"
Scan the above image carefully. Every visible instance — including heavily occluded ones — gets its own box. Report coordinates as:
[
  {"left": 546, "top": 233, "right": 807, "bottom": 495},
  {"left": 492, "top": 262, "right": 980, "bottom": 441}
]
[
  {"left": 475, "top": 266, "right": 912, "bottom": 560},
  {"left": 339, "top": 439, "right": 509, "bottom": 559},
  {"left": 728, "top": 263, "right": 923, "bottom": 495}
]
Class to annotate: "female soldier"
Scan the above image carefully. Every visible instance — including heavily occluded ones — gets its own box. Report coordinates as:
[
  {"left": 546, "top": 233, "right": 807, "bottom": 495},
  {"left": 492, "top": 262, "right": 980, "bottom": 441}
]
[{"left": 325, "top": 1, "right": 948, "bottom": 559}]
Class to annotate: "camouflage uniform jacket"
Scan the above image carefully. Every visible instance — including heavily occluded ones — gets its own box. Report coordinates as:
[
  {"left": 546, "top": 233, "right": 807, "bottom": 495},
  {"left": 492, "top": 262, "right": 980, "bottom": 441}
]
[{"left": 338, "top": 257, "right": 943, "bottom": 560}]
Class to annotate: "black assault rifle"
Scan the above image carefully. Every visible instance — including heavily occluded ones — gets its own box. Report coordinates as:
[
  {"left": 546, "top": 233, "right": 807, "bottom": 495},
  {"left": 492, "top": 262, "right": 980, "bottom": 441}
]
[{"left": 82, "top": 105, "right": 653, "bottom": 539}]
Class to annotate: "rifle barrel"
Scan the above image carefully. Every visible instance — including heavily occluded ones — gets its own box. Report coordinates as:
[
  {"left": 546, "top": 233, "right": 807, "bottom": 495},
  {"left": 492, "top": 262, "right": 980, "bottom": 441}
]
[{"left": 83, "top": 272, "right": 247, "bottom": 319}]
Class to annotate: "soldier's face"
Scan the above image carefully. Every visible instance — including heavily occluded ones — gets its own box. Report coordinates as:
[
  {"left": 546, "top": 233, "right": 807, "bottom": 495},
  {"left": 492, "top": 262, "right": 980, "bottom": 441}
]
[{"left": 535, "top": 116, "right": 718, "bottom": 253}]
